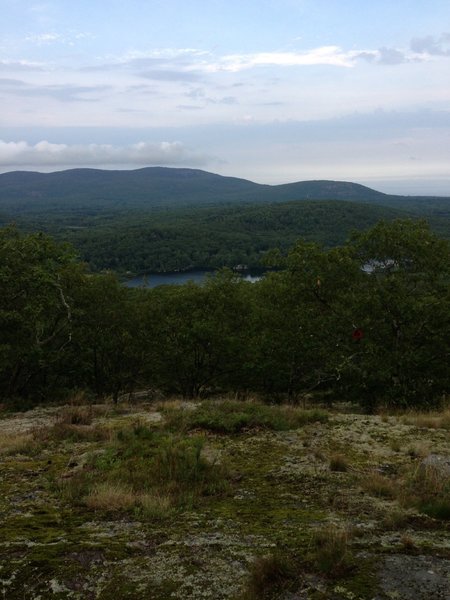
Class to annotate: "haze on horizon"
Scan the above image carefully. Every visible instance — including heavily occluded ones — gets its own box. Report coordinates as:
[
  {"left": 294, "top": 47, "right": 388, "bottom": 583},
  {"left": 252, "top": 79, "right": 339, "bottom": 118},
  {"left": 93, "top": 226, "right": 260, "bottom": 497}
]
[{"left": 1, "top": 0, "right": 450, "bottom": 195}]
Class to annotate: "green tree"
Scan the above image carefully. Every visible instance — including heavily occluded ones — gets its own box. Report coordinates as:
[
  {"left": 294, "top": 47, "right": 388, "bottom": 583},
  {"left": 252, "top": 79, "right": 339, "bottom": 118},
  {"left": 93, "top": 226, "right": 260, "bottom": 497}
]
[
  {"left": 68, "top": 273, "right": 144, "bottom": 402},
  {"left": 0, "top": 227, "right": 82, "bottom": 401},
  {"left": 249, "top": 241, "right": 363, "bottom": 400},
  {"left": 142, "top": 270, "right": 252, "bottom": 397},
  {"left": 344, "top": 219, "right": 450, "bottom": 407}
]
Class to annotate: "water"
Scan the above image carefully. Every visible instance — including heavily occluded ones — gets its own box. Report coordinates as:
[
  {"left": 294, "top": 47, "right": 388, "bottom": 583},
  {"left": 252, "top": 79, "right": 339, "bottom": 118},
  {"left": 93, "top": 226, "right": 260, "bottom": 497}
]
[{"left": 124, "top": 270, "right": 261, "bottom": 289}]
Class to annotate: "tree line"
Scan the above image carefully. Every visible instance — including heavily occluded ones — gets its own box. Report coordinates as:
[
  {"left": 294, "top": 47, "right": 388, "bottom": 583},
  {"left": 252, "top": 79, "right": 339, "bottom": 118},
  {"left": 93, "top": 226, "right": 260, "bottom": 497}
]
[{"left": 1, "top": 219, "right": 449, "bottom": 410}]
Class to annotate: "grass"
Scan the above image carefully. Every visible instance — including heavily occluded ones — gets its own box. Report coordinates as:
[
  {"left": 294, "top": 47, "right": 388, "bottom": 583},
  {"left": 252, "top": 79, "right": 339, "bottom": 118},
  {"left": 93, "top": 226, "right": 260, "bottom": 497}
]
[
  {"left": 362, "top": 457, "right": 450, "bottom": 521},
  {"left": 401, "top": 462, "right": 450, "bottom": 520},
  {"left": 236, "top": 552, "right": 298, "bottom": 600},
  {"left": 33, "top": 421, "right": 112, "bottom": 444},
  {"left": 362, "top": 472, "right": 397, "bottom": 499},
  {"left": 0, "top": 432, "right": 35, "bottom": 455},
  {"left": 58, "top": 405, "right": 94, "bottom": 425},
  {"left": 83, "top": 483, "right": 173, "bottom": 518},
  {"left": 84, "top": 483, "right": 136, "bottom": 511},
  {"left": 309, "top": 525, "right": 354, "bottom": 577},
  {"left": 2, "top": 398, "right": 450, "bottom": 598},
  {"left": 402, "top": 409, "right": 450, "bottom": 430},
  {"left": 64, "top": 421, "right": 230, "bottom": 516},
  {"left": 329, "top": 453, "right": 349, "bottom": 472},
  {"left": 163, "top": 399, "right": 328, "bottom": 434}
]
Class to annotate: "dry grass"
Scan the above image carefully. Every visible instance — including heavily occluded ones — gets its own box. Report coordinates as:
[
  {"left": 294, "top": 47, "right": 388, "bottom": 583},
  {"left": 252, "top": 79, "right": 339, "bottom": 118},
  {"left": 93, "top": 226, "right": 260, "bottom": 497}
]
[
  {"left": 84, "top": 483, "right": 136, "bottom": 511},
  {"left": 66, "top": 390, "right": 91, "bottom": 406},
  {"left": 138, "top": 492, "right": 173, "bottom": 519},
  {"left": 381, "top": 508, "right": 411, "bottom": 530},
  {"left": 309, "top": 525, "right": 354, "bottom": 576},
  {"left": 389, "top": 438, "right": 402, "bottom": 452},
  {"left": 237, "top": 552, "right": 297, "bottom": 600},
  {"left": 0, "top": 432, "right": 35, "bottom": 455},
  {"left": 58, "top": 405, "right": 94, "bottom": 425},
  {"left": 362, "top": 471, "right": 397, "bottom": 499},
  {"left": 407, "top": 442, "right": 430, "bottom": 459},
  {"left": 329, "top": 453, "right": 349, "bottom": 472},
  {"left": 84, "top": 483, "right": 173, "bottom": 518},
  {"left": 400, "top": 463, "right": 450, "bottom": 520},
  {"left": 402, "top": 409, "right": 450, "bottom": 430},
  {"left": 33, "top": 421, "right": 112, "bottom": 444}
]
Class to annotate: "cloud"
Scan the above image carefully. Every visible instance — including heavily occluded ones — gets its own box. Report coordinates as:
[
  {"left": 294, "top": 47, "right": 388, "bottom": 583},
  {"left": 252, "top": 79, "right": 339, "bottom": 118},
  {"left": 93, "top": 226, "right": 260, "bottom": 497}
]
[
  {"left": 26, "top": 32, "right": 63, "bottom": 43},
  {"left": 355, "top": 48, "right": 410, "bottom": 65},
  {"left": 410, "top": 33, "right": 450, "bottom": 56},
  {"left": 25, "top": 31, "right": 92, "bottom": 46},
  {"left": 0, "top": 60, "right": 44, "bottom": 71},
  {"left": 203, "top": 46, "right": 358, "bottom": 72},
  {"left": 377, "top": 47, "right": 408, "bottom": 65},
  {"left": 0, "top": 78, "right": 110, "bottom": 102},
  {"left": 90, "top": 45, "right": 382, "bottom": 78},
  {"left": 0, "top": 140, "right": 211, "bottom": 169},
  {"left": 139, "top": 69, "right": 202, "bottom": 82}
]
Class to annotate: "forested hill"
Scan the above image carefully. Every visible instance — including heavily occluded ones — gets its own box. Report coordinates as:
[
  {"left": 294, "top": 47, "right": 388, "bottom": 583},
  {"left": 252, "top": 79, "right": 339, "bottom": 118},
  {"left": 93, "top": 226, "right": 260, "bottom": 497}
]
[
  {"left": 2, "top": 166, "right": 449, "bottom": 216},
  {"left": 47, "top": 200, "right": 418, "bottom": 273}
]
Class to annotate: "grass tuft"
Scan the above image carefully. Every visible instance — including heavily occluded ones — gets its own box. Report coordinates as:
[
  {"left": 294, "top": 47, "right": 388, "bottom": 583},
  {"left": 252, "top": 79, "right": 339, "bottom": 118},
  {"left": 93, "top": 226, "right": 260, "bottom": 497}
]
[
  {"left": 237, "top": 552, "right": 298, "bottom": 600},
  {"left": 0, "top": 432, "right": 36, "bottom": 455},
  {"left": 61, "top": 423, "right": 229, "bottom": 517},
  {"left": 401, "top": 463, "right": 450, "bottom": 520},
  {"left": 362, "top": 472, "right": 397, "bottom": 499},
  {"left": 84, "top": 483, "right": 136, "bottom": 511},
  {"left": 309, "top": 525, "right": 354, "bottom": 576},
  {"left": 402, "top": 409, "right": 450, "bottom": 430},
  {"left": 329, "top": 453, "right": 349, "bottom": 472}
]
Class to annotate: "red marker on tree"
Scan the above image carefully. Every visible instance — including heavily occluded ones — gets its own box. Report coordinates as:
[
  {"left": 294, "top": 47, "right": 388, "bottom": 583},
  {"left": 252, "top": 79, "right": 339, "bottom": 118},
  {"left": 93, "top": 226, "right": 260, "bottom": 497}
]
[{"left": 352, "top": 328, "right": 364, "bottom": 342}]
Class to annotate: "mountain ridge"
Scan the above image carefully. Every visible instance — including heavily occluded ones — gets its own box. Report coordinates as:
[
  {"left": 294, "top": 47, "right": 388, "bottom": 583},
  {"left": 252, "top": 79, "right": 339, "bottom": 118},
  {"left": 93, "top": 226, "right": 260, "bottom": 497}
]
[
  {"left": 0, "top": 166, "right": 406, "bottom": 210},
  {"left": 1, "top": 166, "right": 449, "bottom": 225}
]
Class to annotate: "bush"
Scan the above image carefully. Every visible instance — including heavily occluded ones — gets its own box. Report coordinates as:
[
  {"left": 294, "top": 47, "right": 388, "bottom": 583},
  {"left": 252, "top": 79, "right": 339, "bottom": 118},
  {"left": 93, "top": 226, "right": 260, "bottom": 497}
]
[{"left": 163, "top": 400, "right": 328, "bottom": 434}]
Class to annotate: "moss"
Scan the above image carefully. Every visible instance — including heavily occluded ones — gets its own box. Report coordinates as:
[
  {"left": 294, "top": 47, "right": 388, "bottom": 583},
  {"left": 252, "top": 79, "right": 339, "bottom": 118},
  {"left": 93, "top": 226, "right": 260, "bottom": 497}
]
[{"left": 1, "top": 403, "right": 450, "bottom": 599}]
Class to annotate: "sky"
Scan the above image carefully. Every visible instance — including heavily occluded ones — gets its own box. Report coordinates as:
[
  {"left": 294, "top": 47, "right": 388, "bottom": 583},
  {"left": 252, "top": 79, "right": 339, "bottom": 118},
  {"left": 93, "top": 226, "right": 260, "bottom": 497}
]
[{"left": 1, "top": 0, "right": 450, "bottom": 194}]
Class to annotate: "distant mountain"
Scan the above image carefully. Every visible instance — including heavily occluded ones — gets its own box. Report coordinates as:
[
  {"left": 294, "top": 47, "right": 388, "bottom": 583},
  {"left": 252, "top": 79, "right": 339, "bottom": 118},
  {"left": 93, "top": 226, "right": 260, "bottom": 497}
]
[{"left": 2, "top": 166, "right": 449, "bottom": 217}]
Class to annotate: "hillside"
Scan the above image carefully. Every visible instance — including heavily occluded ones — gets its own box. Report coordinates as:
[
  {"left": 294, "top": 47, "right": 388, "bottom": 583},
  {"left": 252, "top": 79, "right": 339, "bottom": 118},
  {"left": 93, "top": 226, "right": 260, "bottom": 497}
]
[
  {"left": 62, "top": 199, "right": 410, "bottom": 273},
  {"left": 2, "top": 166, "right": 449, "bottom": 217},
  {"left": 2, "top": 167, "right": 450, "bottom": 273}
]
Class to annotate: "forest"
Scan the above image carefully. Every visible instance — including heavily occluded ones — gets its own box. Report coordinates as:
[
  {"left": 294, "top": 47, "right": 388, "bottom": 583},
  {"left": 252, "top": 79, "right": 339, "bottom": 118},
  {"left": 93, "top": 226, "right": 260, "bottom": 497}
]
[
  {"left": 2, "top": 167, "right": 450, "bottom": 275},
  {"left": 2, "top": 218, "right": 449, "bottom": 411}
]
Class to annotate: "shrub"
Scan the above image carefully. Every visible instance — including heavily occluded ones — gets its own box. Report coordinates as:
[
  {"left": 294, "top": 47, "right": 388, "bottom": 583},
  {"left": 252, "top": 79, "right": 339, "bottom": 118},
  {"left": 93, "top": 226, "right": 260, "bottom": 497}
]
[{"left": 163, "top": 400, "right": 328, "bottom": 434}]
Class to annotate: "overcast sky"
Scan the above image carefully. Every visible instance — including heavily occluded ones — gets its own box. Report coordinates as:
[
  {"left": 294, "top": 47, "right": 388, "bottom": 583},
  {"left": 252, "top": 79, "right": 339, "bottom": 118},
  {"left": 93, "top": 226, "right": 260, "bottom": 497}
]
[{"left": 1, "top": 0, "right": 450, "bottom": 194}]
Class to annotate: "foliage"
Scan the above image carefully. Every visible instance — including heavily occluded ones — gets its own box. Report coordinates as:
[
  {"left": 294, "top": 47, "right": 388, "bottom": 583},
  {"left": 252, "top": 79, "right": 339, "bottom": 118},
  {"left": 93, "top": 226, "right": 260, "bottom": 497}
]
[
  {"left": 0, "top": 227, "right": 83, "bottom": 401},
  {"left": 163, "top": 400, "right": 328, "bottom": 433},
  {"left": 1, "top": 219, "right": 449, "bottom": 409}
]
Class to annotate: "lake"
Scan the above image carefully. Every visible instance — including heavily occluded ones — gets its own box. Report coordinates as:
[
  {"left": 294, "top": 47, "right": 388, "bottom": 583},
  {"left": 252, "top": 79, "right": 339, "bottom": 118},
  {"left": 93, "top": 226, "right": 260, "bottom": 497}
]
[{"left": 124, "top": 270, "right": 261, "bottom": 288}]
